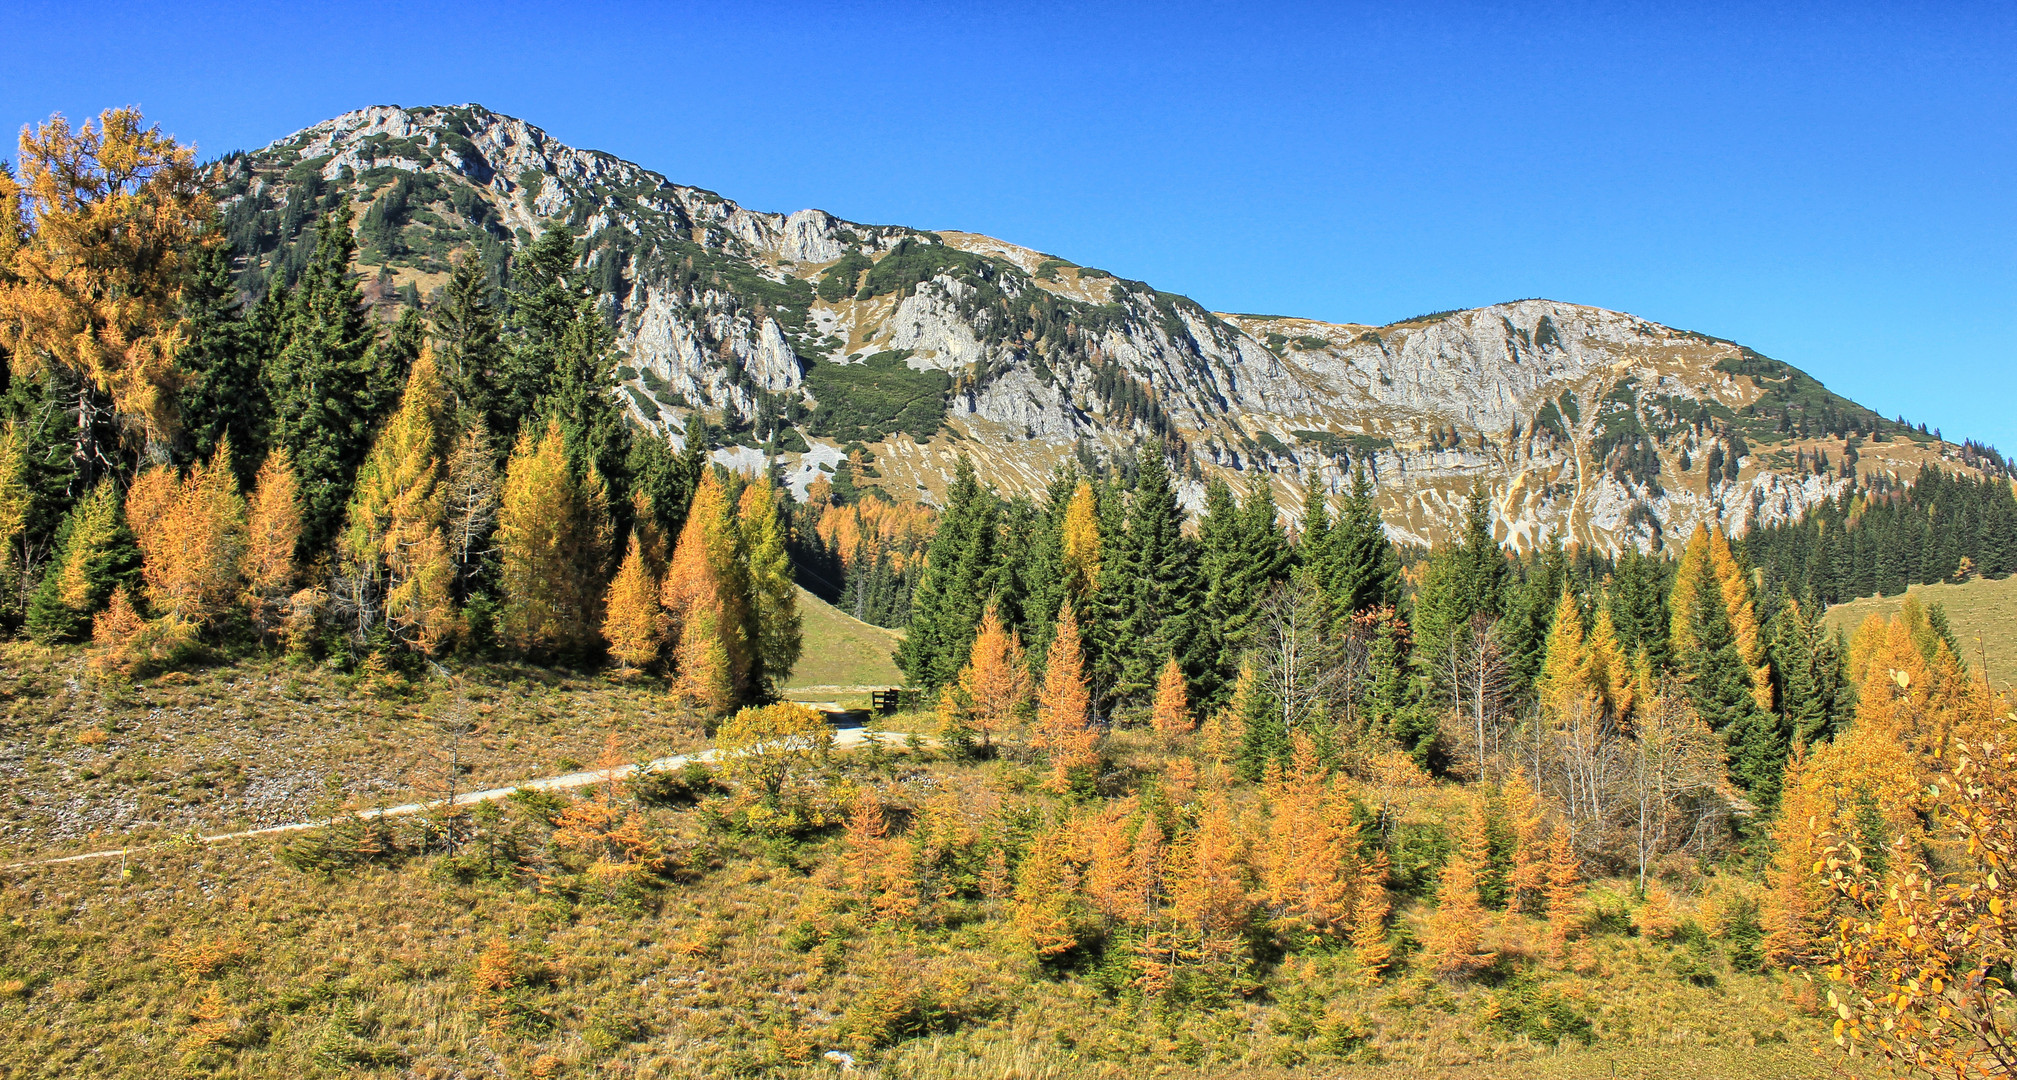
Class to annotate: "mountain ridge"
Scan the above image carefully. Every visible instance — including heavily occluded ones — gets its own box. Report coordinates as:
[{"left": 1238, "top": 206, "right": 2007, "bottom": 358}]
[{"left": 214, "top": 103, "right": 2000, "bottom": 552}]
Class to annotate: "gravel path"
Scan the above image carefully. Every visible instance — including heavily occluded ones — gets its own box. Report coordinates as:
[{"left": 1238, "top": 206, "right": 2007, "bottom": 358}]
[{"left": 2, "top": 725, "right": 889, "bottom": 872}]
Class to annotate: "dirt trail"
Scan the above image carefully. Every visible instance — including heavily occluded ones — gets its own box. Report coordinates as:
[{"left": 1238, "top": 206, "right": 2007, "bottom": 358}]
[{"left": 3, "top": 724, "right": 891, "bottom": 872}]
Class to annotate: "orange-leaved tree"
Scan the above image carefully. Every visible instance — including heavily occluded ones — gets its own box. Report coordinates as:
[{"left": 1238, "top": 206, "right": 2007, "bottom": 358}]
[
  {"left": 1151, "top": 655, "right": 1195, "bottom": 740},
  {"left": 662, "top": 470, "right": 749, "bottom": 712},
  {"left": 601, "top": 533, "right": 664, "bottom": 672},
  {"left": 497, "top": 418, "right": 611, "bottom": 658},
  {"left": 1821, "top": 735, "right": 2016, "bottom": 1079},
  {"left": 1032, "top": 600, "right": 1098, "bottom": 793},
  {"left": 240, "top": 449, "right": 302, "bottom": 641},
  {"left": 957, "top": 604, "right": 1030, "bottom": 751},
  {"left": 126, "top": 440, "right": 246, "bottom": 627},
  {"left": 0, "top": 108, "right": 209, "bottom": 455}
]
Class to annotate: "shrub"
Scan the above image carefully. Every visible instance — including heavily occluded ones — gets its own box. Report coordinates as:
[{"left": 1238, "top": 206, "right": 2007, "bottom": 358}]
[
  {"left": 805, "top": 352, "right": 951, "bottom": 444},
  {"left": 1484, "top": 975, "right": 1594, "bottom": 1045}
]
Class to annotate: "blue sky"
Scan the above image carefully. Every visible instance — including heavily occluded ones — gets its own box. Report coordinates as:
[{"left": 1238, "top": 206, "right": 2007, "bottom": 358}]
[{"left": 8, "top": 1, "right": 2014, "bottom": 451}]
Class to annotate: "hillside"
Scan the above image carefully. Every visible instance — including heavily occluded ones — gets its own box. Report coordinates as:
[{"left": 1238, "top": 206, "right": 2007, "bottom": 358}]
[
  {"left": 1822, "top": 574, "right": 2017, "bottom": 691},
  {"left": 216, "top": 104, "right": 2005, "bottom": 553},
  {"left": 779, "top": 586, "right": 904, "bottom": 700}
]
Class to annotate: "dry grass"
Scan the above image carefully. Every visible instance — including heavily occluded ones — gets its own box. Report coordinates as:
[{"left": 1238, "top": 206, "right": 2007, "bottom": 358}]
[
  {"left": 0, "top": 695, "right": 1860, "bottom": 1079},
  {"left": 0, "top": 643, "right": 705, "bottom": 862},
  {"left": 1823, "top": 573, "right": 2017, "bottom": 691}
]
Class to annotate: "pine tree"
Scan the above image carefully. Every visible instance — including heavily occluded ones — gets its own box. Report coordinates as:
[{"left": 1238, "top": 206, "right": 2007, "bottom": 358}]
[
  {"left": 1608, "top": 543, "right": 1670, "bottom": 664},
  {"left": 0, "top": 423, "right": 31, "bottom": 620},
  {"left": 1683, "top": 557, "right": 1780, "bottom": 803},
  {"left": 241, "top": 448, "right": 302, "bottom": 640},
  {"left": 174, "top": 240, "right": 265, "bottom": 473},
  {"left": 496, "top": 419, "right": 611, "bottom": 658},
  {"left": 1496, "top": 540, "right": 1566, "bottom": 701},
  {"left": 1324, "top": 465, "right": 1402, "bottom": 616},
  {"left": 1033, "top": 600, "right": 1098, "bottom": 793},
  {"left": 1112, "top": 447, "right": 1201, "bottom": 702},
  {"left": 897, "top": 456, "right": 998, "bottom": 689},
  {"left": 738, "top": 477, "right": 800, "bottom": 698},
  {"left": 1411, "top": 483, "right": 1506, "bottom": 668},
  {"left": 434, "top": 252, "right": 505, "bottom": 430}
]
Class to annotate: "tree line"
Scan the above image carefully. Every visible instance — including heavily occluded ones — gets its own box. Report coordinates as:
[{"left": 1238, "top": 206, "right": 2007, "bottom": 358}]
[{"left": 0, "top": 109, "right": 798, "bottom": 707}]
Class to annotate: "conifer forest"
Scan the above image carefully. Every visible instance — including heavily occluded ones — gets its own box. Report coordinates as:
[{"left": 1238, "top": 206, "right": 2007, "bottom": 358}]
[{"left": 0, "top": 107, "right": 2011, "bottom": 1080}]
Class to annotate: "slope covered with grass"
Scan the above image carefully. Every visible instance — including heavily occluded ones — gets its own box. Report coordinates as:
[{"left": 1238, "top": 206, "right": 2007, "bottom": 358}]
[{"left": 1822, "top": 573, "right": 2017, "bottom": 690}]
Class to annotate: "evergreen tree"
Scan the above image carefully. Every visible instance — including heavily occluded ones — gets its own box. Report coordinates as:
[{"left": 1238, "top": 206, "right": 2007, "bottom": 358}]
[
  {"left": 1682, "top": 559, "right": 1783, "bottom": 805},
  {"left": 26, "top": 478, "right": 135, "bottom": 643},
  {"left": 1411, "top": 483, "right": 1506, "bottom": 666},
  {"left": 174, "top": 239, "right": 265, "bottom": 475},
  {"left": 1608, "top": 543, "right": 1670, "bottom": 665},
  {"left": 1323, "top": 466, "right": 1401, "bottom": 616},
  {"left": 1496, "top": 540, "right": 1567, "bottom": 702},
  {"left": 264, "top": 210, "right": 376, "bottom": 554},
  {"left": 1111, "top": 447, "right": 1201, "bottom": 703},
  {"left": 435, "top": 251, "right": 506, "bottom": 431},
  {"left": 896, "top": 456, "right": 999, "bottom": 689},
  {"left": 1200, "top": 478, "right": 1288, "bottom": 683},
  {"left": 738, "top": 476, "right": 801, "bottom": 699}
]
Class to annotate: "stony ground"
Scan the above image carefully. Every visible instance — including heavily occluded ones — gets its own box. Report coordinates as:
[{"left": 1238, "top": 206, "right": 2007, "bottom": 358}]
[{"left": 0, "top": 644, "right": 705, "bottom": 862}]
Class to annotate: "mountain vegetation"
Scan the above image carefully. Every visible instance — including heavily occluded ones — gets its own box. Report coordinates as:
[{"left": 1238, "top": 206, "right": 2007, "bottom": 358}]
[{"left": 0, "top": 105, "right": 2012, "bottom": 1079}]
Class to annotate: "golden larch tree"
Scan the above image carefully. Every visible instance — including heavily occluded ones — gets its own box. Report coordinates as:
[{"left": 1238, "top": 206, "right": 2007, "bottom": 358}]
[
  {"left": 0, "top": 108, "right": 209, "bottom": 447},
  {"left": 662, "top": 471, "right": 750, "bottom": 710},
  {"left": 1422, "top": 792, "right": 1496, "bottom": 979},
  {"left": 1543, "top": 826, "right": 1583, "bottom": 959},
  {"left": 127, "top": 441, "right": 246, "bottom": 626},
  {"left": 497, "top": 419, "right": 612, "bottom": 657},
  {"left": 240, "top": 449, "right": 302, "bottom": 640},
  {"left": 1060, "top": 479, "right": 1101, "bottom": 603},
  {"left": 957, "top": 605, "right": 1031, "bottom": 750},
  {"left": 1151, "top": 655, "right": 1195, "bottom": 740},
  {"left": 1032, "top": 600, "right": 1098, "bottom": 792},
  {"left": 1350, "top": 848, "right": 1393, "bottom": 984},
  {"left": 601, "top": 533, "right": 665, "bottom": 672},
  {"left": 1012, "top": 828, "right": 1082, "bottom": 958}
]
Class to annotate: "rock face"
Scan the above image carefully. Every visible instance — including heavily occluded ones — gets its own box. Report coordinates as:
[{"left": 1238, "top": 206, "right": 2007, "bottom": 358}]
[{"left": 223, "top": 104, "right": 1984, "bottom": 551}]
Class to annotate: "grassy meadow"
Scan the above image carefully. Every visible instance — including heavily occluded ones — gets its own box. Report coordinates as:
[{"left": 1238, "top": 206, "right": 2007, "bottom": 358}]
[{"left": 1822, "top": 572, "right": 2017, "bottom": 691}]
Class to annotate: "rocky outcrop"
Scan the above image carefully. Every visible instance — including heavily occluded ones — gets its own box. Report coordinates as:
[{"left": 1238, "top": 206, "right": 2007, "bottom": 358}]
[{"left": 231, "top": 105, "right": 1981, "bottom": 553}]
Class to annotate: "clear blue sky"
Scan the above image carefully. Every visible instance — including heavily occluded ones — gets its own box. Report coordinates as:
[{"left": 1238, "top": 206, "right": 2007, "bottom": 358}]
[{"left": 8, "top": 1, "right": 2013, "bottom": 451}]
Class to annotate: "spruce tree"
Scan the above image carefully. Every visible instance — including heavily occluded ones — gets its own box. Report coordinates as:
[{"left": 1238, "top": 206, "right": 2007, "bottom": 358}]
[
  {"left": 1112, "top": 447, "right": 1202, "bottom": 703},
  {"left": 435, "top": 252, "right": 506, "bottom": 431},
  {"left": 26, "top": 478, "right": 136, "bottom": 643},
  {"left": 174, "top": 240, "right": 265, "bottom": 475},
  {"left": 896, "top": 456, "right": 999, "bottom": 689},
  {"left": 1608, "top": 543, "right": 1670, "bottom": 665},
  {"left": 1325, "top": 466, "right": 1401, "bottom": 616},
  {"left": 738, "top": 477, "right": 801, "bottom": 699},
  {"left": 1683, "top": 560, "right": 1782, "bottom": 804},
  {"left": 264, "top": 210, "right": 376, "bottom": 554},
  {"left": 1496, "top": 540, "right": 1566, "bottom": 703}
]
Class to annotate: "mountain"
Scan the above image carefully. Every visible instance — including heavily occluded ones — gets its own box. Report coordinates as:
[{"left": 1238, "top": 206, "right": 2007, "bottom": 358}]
[{"left": 215, "top": 104, "right": 1992, "bottom": 551}]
